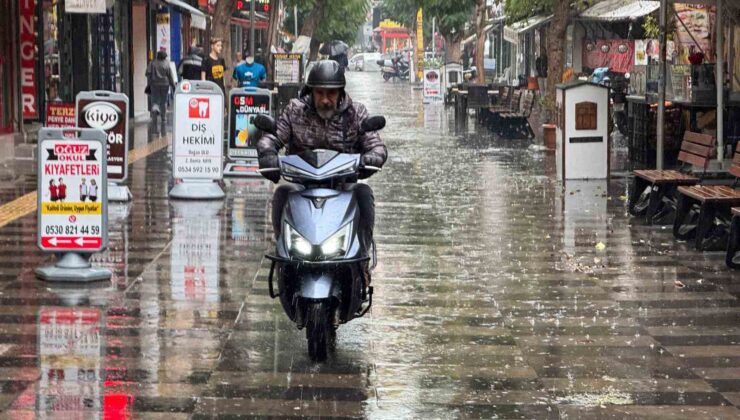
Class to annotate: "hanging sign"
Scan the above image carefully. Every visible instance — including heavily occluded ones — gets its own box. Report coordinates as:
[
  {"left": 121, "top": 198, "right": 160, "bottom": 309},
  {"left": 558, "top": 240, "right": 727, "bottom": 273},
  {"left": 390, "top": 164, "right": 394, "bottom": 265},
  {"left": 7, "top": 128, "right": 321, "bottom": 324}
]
[
  {"left": 20, "top": 0, "right": 38, "bottom": 119},
  {"left": 76, "top": 91, "right": 130, "bottom": 182},
  {"left": 65, "top": 0, "right": 110, "bottom": 14},
  {"left": 37, "top": 128, "right": 108, "bottom": 252},
  {"left": 173, "top": 80, "right": 224, "bottom": 179}
]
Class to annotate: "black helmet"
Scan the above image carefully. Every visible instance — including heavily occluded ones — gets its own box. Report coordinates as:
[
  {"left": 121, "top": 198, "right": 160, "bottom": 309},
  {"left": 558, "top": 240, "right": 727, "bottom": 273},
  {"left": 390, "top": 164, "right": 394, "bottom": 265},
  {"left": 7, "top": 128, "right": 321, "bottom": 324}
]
[{"left": 306, "top": 60, "right": 345, "bottom": 89}]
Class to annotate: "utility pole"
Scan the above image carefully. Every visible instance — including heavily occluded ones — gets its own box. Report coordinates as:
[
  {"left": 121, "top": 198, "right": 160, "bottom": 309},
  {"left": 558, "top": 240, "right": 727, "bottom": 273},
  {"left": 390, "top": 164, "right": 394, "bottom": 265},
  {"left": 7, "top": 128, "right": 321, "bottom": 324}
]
[
  {"left": 250, "top": 0, "right": 256, "bottom": 57},
  {"left": 656, "top": 0, "right": 667, "bottom": 169},
  {"left": 294, "top": 5, "right": 298, "bottom": 38}
]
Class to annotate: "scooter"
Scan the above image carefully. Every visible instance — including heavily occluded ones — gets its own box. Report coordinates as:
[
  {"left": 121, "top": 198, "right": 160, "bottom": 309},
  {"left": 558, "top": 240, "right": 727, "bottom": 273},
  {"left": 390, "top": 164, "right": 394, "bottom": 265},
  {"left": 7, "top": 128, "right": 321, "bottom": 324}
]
[
  {"left": 377, "top": 58, "right": 409, "bottom": 81},
  {"left": 254, "top": 114, "right": 386, "bottom": 362}
]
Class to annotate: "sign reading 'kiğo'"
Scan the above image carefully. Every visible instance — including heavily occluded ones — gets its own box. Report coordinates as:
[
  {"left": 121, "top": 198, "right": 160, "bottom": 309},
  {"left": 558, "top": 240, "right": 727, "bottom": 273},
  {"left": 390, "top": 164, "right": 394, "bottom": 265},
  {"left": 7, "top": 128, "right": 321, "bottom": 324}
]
[{"left": 76, "top": 91, "right": 130, "bottom": 182}]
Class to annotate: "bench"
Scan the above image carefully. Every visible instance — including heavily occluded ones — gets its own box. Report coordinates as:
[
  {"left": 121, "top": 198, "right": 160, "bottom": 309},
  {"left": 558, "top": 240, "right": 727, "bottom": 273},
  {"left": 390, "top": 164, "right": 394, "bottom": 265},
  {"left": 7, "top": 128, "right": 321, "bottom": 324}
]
[
  {"left": 673, "top": 143, "right": 740, "bottom": 250},
  {"left": 727, "top": 207, "right": 740, "bottom": 268},
  {"left": 485, "top": 89, "right": 522, "bottom": 133},
  {"left": 629, "top": 131, "right": 716, "bottom": 224},
  {"left": 480, "top": 86, "right": 512, "bottom": 127},
  {"left": 497, "top": 90, "right": 535, "bottom": 139}
]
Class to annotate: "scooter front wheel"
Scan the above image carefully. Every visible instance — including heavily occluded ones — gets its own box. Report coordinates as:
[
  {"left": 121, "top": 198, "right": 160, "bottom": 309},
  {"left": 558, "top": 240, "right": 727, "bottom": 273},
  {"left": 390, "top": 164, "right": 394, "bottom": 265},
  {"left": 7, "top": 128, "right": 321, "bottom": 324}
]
[{"left": 306, "top": 302, "right": 332, "bottom": 362}]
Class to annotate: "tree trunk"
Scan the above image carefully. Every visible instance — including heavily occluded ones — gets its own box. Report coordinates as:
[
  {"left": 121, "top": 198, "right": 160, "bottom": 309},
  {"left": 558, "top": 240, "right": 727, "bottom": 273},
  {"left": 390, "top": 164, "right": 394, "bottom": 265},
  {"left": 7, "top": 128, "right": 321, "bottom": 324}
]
[
  {"left": 444, "top": 34, "right": 462, "bottom": 64},
  {"left": 265, "top": 0, "right": 281, "bottom": 80},
  {"left": 544, "top": 0, "right": 570, "bottom": 122},
  {"left": 309, "top": 37, "right": 321, "bottom": 61},
  {"left": 299, "top": 0, "right": 325, "bottom": 38},
  {"left": 210, "top": 0, "right": 238, "bottom": 89},
  {"left": 473, "top": 0, "right": 487, "bottom": 84}
]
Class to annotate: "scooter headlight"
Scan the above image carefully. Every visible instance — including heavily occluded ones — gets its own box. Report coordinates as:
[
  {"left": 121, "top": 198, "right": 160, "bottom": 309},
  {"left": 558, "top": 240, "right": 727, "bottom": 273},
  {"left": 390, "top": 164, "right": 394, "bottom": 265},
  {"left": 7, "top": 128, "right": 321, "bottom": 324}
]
[
  {"left": 320, "top": 224, "right": 350, "bottom": 258},
  {"left": 285, "top": 224, "right": 313, "bottom": 257}
]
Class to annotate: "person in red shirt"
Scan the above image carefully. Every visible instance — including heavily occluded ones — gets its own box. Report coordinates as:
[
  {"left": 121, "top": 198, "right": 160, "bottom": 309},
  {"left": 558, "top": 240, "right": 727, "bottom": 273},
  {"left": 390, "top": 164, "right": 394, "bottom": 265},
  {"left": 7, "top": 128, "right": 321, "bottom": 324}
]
[
  {"left": 57, "top": 178, "right": 66, "bottom": 202},
  {"left": 49, "top": 180, "right": 58, "bottom": 202}
]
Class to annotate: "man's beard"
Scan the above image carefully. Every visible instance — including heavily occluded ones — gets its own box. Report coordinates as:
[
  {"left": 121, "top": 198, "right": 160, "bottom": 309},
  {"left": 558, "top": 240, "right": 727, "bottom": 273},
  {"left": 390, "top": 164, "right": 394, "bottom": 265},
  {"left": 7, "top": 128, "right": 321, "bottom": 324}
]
[{"left": 317, "top": 106, "right": 336, "bottom": 120}]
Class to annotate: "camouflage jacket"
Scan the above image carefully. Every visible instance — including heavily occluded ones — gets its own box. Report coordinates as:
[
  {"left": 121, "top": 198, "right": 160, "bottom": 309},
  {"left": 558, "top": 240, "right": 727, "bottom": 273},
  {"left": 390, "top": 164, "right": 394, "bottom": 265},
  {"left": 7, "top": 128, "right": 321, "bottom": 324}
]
[{"left": 256, "top": 94, "right": 387, "bottom": 164}]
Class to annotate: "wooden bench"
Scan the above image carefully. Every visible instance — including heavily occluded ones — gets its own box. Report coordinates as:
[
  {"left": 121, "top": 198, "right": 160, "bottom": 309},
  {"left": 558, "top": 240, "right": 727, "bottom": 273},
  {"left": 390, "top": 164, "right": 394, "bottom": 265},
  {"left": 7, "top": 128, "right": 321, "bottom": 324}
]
[
  {"left": 486, "top": 89, "right": 522, "bottom": 133},
  {"left": 673, "top": 143, "right": 740, "bottom": 250},
  {"left": 629, "top": 131, "right": 716, "bottom": 224},
  {"left": 480, "top": 86, "right": 512, "bottom": 127},
  {"left": 497, "top": 90, "right": 535, "bottom": 139},
  {"left": 727, "top": 207, "right": 740, "bottom": 268}
]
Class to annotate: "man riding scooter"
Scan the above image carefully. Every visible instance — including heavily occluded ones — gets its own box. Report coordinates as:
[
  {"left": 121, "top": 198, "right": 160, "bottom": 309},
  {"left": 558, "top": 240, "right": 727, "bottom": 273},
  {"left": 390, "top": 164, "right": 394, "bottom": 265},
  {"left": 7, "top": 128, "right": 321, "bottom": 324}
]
[{"left": 257, "top": 60, "right": 388, "bottom": 284}]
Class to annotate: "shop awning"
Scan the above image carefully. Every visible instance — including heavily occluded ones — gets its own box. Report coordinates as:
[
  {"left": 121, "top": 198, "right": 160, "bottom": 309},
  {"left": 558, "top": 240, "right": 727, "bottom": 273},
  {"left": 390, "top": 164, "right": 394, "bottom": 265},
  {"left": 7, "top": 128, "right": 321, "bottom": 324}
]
[
  {"left": 164, "top": 0, "right": 207, "bottom": 30},
  {"left": 577, "top": 0, "right": 660, "bottom": 22},
  {"left": 503, "top": 14, "right": 553, "bottom": 44},
  {"left": 231, "top": 16, "right": 268, "bottom": 30},
  {"left": 461, "top": 17, "right": 504, "bottom": 47}
]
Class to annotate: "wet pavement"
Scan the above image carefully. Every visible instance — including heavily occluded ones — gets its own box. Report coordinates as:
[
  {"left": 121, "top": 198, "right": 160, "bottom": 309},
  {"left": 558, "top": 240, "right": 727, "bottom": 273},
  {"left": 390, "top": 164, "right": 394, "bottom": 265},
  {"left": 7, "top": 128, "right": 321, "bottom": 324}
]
[{"left": 0, "top": 72, "right": 738, "bottom": 418}]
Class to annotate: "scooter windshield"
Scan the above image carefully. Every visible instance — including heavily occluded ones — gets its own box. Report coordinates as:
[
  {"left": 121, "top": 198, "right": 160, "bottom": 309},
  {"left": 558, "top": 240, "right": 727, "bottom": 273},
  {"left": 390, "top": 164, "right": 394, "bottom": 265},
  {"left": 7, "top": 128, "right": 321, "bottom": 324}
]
[{"left": 280, "top": 149, "right": 360, "bottom": 182}]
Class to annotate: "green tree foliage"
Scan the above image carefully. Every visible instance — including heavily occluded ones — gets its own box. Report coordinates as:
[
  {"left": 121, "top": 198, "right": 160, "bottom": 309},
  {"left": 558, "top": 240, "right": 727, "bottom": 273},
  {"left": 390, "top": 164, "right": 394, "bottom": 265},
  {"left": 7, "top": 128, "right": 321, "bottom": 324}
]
[
  {"left": 379, "top": 0, "right": 424, "bottom": 29},
  {"left": 283, "top": 0, "right": 369, "bottom": 45},
  {"left": 504, "top": 0, "right": 554, "bottom": 23}
]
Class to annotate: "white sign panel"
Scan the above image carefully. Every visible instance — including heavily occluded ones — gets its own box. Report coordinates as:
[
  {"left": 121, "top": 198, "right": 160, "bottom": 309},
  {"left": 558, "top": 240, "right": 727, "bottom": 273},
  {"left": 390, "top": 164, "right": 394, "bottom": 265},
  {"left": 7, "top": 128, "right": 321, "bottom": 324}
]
[
  {"left": 173, "top": 80, "right": 224, "bottom": 179},
  {"left": 65, "top": 0, "right": 108, "bottom": 14},
  {"left": 156, "top": 13, "right": 171, "bottom": 58},
  {"left": 423, "top": 69, "right": 442, "bottom": 103},
  {"left": 37, "top": 129, "right": 107, "bottom": 253}
]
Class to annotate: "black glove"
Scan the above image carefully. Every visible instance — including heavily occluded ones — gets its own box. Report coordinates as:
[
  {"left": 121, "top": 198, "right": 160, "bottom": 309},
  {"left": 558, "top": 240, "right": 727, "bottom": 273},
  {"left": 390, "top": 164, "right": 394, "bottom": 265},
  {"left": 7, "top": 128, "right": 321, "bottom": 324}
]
[
  {"left": 259, "top": 154, "right": 280, "bottom": 183},
  {"left": 361, "top": 153, "right": 383, "bottom": 168}
]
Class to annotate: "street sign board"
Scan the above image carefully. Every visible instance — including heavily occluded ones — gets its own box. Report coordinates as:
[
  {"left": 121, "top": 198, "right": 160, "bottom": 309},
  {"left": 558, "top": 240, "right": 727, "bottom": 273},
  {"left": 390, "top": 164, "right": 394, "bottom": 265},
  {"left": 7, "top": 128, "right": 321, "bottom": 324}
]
[
  {"left": 173, "top": 80, "right": 224, "bottom": 179},
  {"left": 37, "top": 128, "right": 107, "bottom": 253},
  {"left": 228, "top": 87, "right": 271, "bottom": 159},
  {"left": 45, "top": 102, "right": 76, "bottom": 128},
  {"left": 273, "top": 53, "right": 303, "bottom": 85},
  {"left": 75, "top": 91, "right": 130, "bottom": 182},
  {"left": 423, "top": 68, "right": 442, "bottom": 103}
]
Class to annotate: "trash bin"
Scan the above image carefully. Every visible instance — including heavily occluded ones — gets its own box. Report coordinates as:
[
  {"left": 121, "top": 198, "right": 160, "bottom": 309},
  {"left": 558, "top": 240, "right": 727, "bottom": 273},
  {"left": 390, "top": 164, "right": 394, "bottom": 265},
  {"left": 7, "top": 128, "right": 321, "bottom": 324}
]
[{"left": 555, "top": 80, "right": 610, "bottom": 180}]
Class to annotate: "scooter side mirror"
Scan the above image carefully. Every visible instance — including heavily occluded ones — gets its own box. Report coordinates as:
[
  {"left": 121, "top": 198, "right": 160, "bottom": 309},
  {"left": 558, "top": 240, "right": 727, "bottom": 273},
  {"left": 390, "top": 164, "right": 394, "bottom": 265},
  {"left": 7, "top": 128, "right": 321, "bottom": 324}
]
[
  {"left": 360, "top": 116, "right": 386, "bottom": 134},
  {"left": 253, "top": 115, "right": 277, "bottom": 135}
]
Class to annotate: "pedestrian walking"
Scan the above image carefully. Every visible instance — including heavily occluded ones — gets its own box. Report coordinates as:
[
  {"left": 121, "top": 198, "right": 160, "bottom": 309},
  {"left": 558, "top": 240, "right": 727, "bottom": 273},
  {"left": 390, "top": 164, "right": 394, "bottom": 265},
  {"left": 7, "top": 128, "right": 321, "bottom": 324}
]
[
  {"left": 178, "top": 46, "right": 204, "bottom": 81},
  {"left": 89, "top": 179, "right": 98, "bottom": 203},
  {"left": 146, "top": 50, "right": 176, "bottom": 135},
  {"left": 201, "top": 38, "right": 226, "bottom": 94}
]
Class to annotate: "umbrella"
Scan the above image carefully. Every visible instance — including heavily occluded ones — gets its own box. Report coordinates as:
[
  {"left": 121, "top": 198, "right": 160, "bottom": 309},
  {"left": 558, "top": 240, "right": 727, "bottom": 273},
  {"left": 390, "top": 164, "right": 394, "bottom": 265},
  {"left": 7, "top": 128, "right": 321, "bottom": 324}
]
[{"left": 319, "top": 40, "right": 349, "bottom": 57}]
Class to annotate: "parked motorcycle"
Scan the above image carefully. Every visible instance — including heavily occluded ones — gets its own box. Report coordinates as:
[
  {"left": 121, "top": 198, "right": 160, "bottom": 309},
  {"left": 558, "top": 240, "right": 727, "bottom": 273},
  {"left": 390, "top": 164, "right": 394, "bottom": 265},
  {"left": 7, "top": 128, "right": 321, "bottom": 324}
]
[
  {"left": 255, "top": 114, "right": 386, "bottom": 362},
  {"left": 377, "top": 57, "right": 409, "bottom": 81}
]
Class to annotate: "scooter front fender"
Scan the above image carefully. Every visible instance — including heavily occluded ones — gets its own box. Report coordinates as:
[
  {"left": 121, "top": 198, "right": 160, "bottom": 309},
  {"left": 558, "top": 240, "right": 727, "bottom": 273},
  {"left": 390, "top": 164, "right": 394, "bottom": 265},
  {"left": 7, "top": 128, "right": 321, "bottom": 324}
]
[{"left": 298, "top": 271, "right": 339, "bottom": 300}]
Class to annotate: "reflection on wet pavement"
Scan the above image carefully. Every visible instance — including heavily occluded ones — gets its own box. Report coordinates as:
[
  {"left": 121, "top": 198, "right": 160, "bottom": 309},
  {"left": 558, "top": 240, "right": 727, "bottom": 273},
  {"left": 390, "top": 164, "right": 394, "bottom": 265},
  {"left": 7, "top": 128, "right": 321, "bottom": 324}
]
[{"left": 0, "top": 72, "right": 738, "bottom": 418}]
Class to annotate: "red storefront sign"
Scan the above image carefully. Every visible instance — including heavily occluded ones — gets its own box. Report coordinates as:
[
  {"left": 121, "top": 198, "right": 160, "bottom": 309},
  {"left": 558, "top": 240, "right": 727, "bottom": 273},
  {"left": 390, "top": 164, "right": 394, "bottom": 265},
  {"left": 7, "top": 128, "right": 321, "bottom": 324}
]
[
  {"left": 20, "top": 0, "right": 38, "bottom": 119},
  {"left": 46, "top": 103, "right": 76, "bottom": 128},
  {"left": 582, "top": 39, "right": 634, "bottom": 74}
]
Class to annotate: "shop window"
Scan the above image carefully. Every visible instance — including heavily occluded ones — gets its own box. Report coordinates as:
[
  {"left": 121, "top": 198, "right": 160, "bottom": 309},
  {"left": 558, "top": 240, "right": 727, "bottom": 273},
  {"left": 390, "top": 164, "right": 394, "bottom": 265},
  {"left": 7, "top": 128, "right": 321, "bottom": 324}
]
[{"left": 575, "top": 101, "right": 597, "bottom": 130}]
